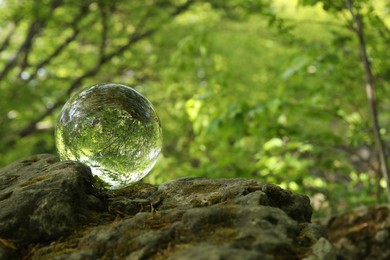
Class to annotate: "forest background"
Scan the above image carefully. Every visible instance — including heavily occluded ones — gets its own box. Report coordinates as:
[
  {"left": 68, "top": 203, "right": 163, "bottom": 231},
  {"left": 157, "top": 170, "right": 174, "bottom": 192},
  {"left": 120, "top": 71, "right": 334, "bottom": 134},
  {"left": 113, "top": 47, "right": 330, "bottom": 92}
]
[{"left": 0, "top": 0, "right": 389, "bottom": 217}]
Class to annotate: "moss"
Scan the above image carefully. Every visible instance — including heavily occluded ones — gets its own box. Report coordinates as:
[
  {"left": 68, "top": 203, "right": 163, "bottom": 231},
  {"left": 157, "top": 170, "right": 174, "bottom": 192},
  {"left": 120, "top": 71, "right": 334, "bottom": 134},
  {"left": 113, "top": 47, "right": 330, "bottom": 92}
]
[
  {"left": 108, "top": 182, "right": 158, "bottom": 199},
  {"left": 205, "top": 227, "right": 239, "bottom": 244},
  {"left": 190, "top": 192, "right": 225, "bottom": 207},
  {"left": 153, "top": 243, "right": 190, "bottom": 260},
  {"left": 0, "top": 175, "right": 19, "bottom": 189},
  {"left": 30, "top": 228, "right": 91, "bottom": 260},
  {"left": 144, "top": 210, "right": 185, "bottom": 230},
  {"left": 181, "top": 183, "right": 222, "bottom": 195},
  {"left": 19, "top": 176, "right": 49, "bottom": 187},
  {"left": 0, "top": 191, "right": 13, "bottom": 201}
]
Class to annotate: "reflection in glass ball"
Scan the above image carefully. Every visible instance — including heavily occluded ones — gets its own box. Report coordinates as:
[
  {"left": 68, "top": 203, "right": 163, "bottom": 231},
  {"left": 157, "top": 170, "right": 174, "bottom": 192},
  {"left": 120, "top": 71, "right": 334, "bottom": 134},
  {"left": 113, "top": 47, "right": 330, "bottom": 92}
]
[{"left": 55, "top": 83, "right": 162, "bottom": 189}]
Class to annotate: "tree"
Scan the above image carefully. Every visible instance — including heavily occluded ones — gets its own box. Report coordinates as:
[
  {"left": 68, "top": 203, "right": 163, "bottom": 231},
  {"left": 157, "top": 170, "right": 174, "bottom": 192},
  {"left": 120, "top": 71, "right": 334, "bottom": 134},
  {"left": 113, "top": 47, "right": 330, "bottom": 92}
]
[
  {"left": 296, "top": 0, "right": 390, "bottom": 207},
  {"left": 0, "top": 0, "right": 267, "bottom": 160},
  {"left": 0, "top": 0, "right": 195, "bottom": 140},
  {"left": 345, "top": 0, "right": 390, "bottom": 202}
]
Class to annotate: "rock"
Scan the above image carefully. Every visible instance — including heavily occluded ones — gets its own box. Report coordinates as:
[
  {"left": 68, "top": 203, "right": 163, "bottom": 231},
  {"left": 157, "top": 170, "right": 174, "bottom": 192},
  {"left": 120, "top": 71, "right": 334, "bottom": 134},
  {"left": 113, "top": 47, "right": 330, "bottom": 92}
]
[
  {"left": 0, "top": 154, "right": 327, "bottom": 259},
  {"left": 155, "top": 177, "right": 312, "bottom": 223},
  {"left": 0, "top": 239, "right": 17, "bottom": 260},
  {"left": 303, "top": 237, "right": 338, "bottom": 260},
  {"left": 327, "top": 205, "right": 390, "bottom": 260},
  {"left": 34, "top": 204, "right": 303, "bottom": 259},
  {"left": 298, "top": 222, "right": 327, "bottom": 247},
  {"left": 0, "top": 154, "right": 105, "bottom": 247}
]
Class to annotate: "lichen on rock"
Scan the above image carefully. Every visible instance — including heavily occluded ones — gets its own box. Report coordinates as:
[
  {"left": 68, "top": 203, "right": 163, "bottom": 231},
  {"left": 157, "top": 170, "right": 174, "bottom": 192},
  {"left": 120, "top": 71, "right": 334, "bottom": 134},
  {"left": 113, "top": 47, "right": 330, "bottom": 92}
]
[
  {"left": 0, "top": 154, "right": 106, "bottom": 246},
  {"left": 0, "top": 154, "right": 331, "bottom": 259}
]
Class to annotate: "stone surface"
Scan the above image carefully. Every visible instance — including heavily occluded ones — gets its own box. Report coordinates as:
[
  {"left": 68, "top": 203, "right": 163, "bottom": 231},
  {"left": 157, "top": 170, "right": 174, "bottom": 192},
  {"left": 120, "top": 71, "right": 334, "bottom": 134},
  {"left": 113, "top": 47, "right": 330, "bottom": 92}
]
[
  {"left": 0, "top": 154, "right": 105, "bottom": 246},
  {"left": 38, "top": 204, "right": 301, "bottom": 259},
  {"left": 327, "top": 205, "right": 390, "bottom": 260},
  {"left": 303, "top": 237, "right": 337, "bottom": 260},
  {"left": 155, "top": 177, "right": 312, "bottom": 223},
  {"left": 0, "top": 154, "right": 340, "bottom": 259}
]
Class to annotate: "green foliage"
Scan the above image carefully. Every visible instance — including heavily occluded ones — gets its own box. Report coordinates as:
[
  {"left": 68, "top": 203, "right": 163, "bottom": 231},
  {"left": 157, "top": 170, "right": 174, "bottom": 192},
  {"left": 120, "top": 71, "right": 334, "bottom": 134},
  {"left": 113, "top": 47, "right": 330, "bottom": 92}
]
[{"left": 1, "top": 0, "right": 390, "bottom": 217}]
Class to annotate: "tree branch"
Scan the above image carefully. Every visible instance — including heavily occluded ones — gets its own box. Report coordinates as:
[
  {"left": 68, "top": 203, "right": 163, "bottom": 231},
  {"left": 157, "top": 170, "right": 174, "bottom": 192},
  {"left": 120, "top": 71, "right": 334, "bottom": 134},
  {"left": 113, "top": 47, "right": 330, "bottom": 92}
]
[
  {"left": 346, "top": 0, "right": 390, "bottom": 202},
  {"left": 29, "top": 4, "right": 89, "bottom": 80},
  {"left": 0, "top": 20, "right": 42, "bottom": 80},
  {"left": 0, "top": 0, "right": 62, "bottom": 80},
  {"left": 368, "top": 14, "right": 390, "bottom": 42},
  {"left": 0, "top": 21, "right": 18, "bottom": 53},
  {"left": 98, "top": 3, "right": 109, "bottom": 58},
  {"left": 17, "top": 0, "right": 196, "bottom": 139}
]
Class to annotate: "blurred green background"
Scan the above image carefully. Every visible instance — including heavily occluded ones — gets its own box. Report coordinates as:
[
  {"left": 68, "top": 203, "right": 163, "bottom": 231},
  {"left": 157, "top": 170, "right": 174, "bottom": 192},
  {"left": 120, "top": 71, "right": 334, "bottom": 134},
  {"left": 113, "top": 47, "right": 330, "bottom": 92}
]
[{"left": 0, "top": 0, "right": 389, "bottom": 217}]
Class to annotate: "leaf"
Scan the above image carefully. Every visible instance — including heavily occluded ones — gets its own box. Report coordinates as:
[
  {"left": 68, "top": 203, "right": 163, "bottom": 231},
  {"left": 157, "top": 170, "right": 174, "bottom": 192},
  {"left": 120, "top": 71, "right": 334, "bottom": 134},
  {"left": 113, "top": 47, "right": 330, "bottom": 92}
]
[
  {"left": 281, "top": 58, "right": 308, "bottom": 79},
  {"left": 263, "top": 138, "right": 284, "bottom": 151}
]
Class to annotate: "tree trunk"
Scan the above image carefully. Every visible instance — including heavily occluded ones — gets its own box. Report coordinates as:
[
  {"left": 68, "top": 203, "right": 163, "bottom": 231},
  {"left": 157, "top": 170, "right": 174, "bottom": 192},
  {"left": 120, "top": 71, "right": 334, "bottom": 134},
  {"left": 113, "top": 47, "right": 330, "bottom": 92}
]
[{"left": 346, "top": 0, "right": 390, "bottom": 202}]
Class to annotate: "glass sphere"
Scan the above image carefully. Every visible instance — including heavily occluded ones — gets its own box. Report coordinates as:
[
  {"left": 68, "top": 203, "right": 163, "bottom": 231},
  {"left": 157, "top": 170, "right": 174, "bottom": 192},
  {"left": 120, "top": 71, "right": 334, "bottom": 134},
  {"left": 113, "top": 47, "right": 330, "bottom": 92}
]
[{"left": 55, "top": 83, "right": 162, "bottom": 189}]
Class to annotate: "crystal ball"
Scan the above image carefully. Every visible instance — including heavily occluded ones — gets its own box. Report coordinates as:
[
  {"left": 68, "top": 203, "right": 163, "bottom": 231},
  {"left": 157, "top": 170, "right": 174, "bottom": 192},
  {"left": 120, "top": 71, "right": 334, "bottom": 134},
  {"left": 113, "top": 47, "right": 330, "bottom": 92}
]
[{"left": 55, "top": 83, "right": 162, "bottom": 189}]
